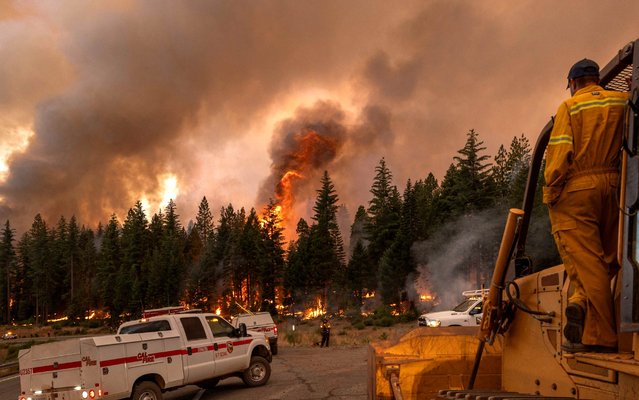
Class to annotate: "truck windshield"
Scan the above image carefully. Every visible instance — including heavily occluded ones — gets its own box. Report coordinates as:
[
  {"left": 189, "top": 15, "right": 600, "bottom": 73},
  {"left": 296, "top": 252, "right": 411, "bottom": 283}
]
[
  {"left": 452, "top": 298, "right": 477, "bottom": 312},
  {"left": 119, "top": 320, "right": 171, "bottom": 334},
  {"left": 206, "top": 316, "right": 235, "bottom": 338}
]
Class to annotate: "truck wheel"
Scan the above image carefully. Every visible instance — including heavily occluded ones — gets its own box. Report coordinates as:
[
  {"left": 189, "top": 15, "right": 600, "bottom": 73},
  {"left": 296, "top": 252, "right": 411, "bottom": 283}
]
[
  {"left": 198, "top": 378, "right": 220, "bottom": 390},
  {"left": 271, "top": 342, "right": 278, "bottom": 355},
  {"left": 131, "top": 381, "right": 162, "bottom": 400},
  {"left": 242, "top": 356, "right": 271, "bottom": 387}
]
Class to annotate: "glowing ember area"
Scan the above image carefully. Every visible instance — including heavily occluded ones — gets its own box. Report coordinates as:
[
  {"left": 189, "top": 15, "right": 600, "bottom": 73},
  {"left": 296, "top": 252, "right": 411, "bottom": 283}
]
[
  {"left": 215, "top": 307, "right": 222, "bottom": 316},
  {"left": 303, "top": 297, "right": 325, "bottom": 320},
  {"left": 47, "top": 316, "right": 68, "bottom": 323},
  {"left": 363, "top": 291, "right": 375, "bottom": 299},
  {"left": 420, "top": 294, "right": 433, "bottom": 301}
]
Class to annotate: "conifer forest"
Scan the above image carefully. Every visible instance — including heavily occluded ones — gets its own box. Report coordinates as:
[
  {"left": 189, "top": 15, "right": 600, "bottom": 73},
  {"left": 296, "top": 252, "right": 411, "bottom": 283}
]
[{"left": 0, "top": 130, "right": 559, "bottom": 326}]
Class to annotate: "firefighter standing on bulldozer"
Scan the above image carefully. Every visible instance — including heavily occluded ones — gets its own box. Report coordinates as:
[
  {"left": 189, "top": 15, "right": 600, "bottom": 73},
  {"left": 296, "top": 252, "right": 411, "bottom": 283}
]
[{"left": 543, "top": 58, "right": 628, "bottom": 353}]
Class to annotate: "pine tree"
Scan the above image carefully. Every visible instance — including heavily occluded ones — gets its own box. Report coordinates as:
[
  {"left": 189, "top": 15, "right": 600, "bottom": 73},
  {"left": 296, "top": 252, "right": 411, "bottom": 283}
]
[
  {"left": 438, "top": 130, "right": 495, "bottom": 219},
  {"left": 284, "top": 218, "right": 312, "bottom": 297},
  {"left": 97, "top": 214, "right": 121, "bottom": 325},
  {"left": 414, "top": 173, "right": 439, "bottom": 239},
  {"left": 0, "top": 221, "right": 16, "bottom": 323},
  {"left": 259, "top": 201, "right": 285, "bottom": 314},
  {"left": 378, "top": 180, "right": 418, "bottom": 304},
  {"left": 452, "top": 129, "right": 495, "bottom": 211},
  {"left": 145, "top": 211, "right": 164, "bottom": 307},
  {"left": 64, "top": 216, "right": 82, "bottom": 319},
  {"left": 120, "top": 201, "right": 149, "bottom": 316},
  {"left": 195, "top": 197, "right": 214, "bottom": 246},
  {"left": 346, "top": 239, "right": 373, "bottom": 305},
  {"left": 27, "top": 214, "right": 51, "bottom": 324},
  {"left": 15, "top": 232, "right": 33, "bottom": 321},
  {"left": 76, "top": 226, "right": 98, "bottom": 317},
  {"left": 366, "top": 158, "right": 401, "bottom": 269},
  {"left": 308, "top": 172, "right": 345, "bottom": 302},
  {"left": 492, "top": 144, "right": 510, "bottom": 200},
  {"left": 506, "top": 134, "right": 532, "bottom": 206},
  {"left": 161, "top": 199, "right": 186, "bottom": 306}
]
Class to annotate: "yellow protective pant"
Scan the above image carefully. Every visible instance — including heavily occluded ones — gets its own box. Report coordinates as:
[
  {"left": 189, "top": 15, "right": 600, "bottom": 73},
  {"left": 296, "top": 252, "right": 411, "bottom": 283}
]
[{"left": 548, "top": 171, "right": 620, "bottom": 348}]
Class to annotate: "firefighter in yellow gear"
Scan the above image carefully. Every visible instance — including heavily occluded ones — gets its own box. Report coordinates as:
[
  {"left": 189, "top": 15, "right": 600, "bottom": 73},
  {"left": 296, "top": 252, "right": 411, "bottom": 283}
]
[
  {"left": 544, "top": 58, "right": 628, "bottom": 353},
  {"left": 320, "top": 317, "right": 331, "bottom": 347}
]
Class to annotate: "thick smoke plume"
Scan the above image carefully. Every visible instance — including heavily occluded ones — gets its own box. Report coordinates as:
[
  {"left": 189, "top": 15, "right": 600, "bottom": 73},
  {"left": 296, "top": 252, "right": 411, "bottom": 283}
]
[
  {"left": 408, "top": 206, "right": 559, "bottom": 311},
  {"left": 257, "top": 101, "right": 394, "bottom": 237},
  {"left": 409, "top": 208, "right": 504, "bottom": 310}
]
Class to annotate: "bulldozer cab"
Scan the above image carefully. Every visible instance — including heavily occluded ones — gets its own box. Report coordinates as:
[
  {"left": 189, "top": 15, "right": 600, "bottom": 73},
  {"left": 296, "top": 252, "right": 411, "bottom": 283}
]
[{"left": 369, "top": 39, "right": 639, "bottom": 400}]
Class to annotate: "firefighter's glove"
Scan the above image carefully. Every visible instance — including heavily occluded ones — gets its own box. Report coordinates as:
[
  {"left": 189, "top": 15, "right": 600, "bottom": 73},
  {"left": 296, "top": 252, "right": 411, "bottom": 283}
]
[{"left": 542, "top": 186, "right": 562, "bottom": 206}]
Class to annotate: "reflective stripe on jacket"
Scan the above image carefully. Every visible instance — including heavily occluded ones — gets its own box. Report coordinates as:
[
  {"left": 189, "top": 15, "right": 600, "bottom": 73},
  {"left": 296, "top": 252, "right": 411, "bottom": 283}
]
[{"left": 543, "top": 84, "right": 627, "bottom": 204}]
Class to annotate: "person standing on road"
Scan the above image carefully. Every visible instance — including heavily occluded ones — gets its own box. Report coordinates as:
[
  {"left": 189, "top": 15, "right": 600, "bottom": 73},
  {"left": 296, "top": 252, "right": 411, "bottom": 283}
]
[
  {"left": 543, "top": 58, "right": 628, "bottom": 353},
  {"left": 320, "top": 317, "right": 331, "bottom": 348}
]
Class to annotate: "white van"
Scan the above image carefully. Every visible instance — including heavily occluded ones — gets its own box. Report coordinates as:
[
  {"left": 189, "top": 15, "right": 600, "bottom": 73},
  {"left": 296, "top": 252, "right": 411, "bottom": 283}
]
[{"left": 417, "top": 290, "right": 487, "bottom": 327}]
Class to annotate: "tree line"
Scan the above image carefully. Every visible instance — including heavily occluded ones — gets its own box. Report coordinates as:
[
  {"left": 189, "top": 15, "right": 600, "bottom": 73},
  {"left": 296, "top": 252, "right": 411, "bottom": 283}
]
[{"left": 0, "top": 129, "right": 557, "bottom": 325}]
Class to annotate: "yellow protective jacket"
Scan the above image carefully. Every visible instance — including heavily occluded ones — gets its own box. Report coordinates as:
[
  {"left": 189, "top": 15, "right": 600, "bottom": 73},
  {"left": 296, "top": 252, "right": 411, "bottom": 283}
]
[{"left": 543, "top": 84, "right": 628, "bottom": 204}]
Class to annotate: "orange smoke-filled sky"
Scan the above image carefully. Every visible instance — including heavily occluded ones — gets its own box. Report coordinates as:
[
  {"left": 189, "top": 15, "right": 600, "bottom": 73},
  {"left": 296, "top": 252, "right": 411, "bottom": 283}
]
[{"left": 1, "top": 0, "right": 638, "bottom": 233}]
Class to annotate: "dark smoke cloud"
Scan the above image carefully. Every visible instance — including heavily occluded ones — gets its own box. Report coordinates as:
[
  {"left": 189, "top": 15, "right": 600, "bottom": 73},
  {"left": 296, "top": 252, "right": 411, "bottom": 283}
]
[{"left": 1, "top": 0, "right": 638, "bottom": 233}]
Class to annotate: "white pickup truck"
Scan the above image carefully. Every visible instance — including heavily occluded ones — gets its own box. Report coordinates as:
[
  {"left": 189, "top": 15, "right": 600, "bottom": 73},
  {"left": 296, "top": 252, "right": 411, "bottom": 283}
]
[
  {"left": 17, "top": 312, "right": 272, "bottom": 400},
  {"left": 417, "top": 290, "right": 487, "bottom": 327}
]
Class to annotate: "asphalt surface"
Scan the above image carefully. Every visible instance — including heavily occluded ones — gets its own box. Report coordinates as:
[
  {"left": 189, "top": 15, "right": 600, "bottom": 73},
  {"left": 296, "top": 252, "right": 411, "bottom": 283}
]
[{"left": 4, "top": 346, "right": 368, "bottom": 400}]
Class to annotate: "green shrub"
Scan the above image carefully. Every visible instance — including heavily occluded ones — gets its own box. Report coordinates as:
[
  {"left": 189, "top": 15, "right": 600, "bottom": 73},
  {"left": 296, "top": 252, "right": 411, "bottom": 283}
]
[
  {"left": 375, "top": 316, "right": 394, "bottom": 327},
  {"left": 285, "top": 331, "right": 300, "bottom": 345},
  {"left": 397, "top": 309, "right": 418, "bottom": 323},
  {"left": 353, "top": 321, "right": 366, "bottom": 330}
]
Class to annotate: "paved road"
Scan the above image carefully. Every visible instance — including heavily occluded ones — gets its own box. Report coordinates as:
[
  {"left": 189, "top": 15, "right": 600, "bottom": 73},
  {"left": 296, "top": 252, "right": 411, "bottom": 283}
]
[{"left": 4, "top": 346, "right": 368, "bottom": 400}]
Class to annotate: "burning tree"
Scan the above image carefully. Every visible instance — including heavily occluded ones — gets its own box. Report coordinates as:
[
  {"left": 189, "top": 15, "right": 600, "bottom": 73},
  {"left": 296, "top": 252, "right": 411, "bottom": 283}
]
[
  {"left": 283, "top": 171, "right": 345, "bottom": 314},
  {"left": 259, "top": 200, "right": 285, "bottom": 315}
]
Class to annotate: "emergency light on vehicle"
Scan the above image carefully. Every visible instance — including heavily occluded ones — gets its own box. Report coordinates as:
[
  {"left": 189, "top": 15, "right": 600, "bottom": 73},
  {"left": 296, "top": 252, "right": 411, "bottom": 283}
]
[{"left": 81, "top": 388, "right": 97, "bottom": 398}]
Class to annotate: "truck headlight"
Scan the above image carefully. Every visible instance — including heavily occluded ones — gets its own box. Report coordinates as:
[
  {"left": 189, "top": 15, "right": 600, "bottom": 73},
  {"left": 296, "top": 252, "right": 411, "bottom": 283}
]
[{"left": 426, "top": 319, "right": 441, "bottom": 328}]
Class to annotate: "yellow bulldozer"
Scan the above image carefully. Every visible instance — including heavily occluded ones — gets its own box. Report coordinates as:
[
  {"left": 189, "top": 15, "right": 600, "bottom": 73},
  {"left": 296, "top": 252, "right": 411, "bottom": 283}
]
[{"left": 369, "top": 39, "right": 639, "bottom": 399}]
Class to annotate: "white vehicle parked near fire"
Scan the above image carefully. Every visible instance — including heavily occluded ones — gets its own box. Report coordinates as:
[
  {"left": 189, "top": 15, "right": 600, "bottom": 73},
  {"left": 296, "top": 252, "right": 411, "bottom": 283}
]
[
  {"left": 232, "top": 312, "right": 279, "bottom": 355},
  {"left": 417, "top": 290, "right": 487, "bottom": 327},
  {"left": 17, "top": 309, "right": 272, "bottom": 400}
]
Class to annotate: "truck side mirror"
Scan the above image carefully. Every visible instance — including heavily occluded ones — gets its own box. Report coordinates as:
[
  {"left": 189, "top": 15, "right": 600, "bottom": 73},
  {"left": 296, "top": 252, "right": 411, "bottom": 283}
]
[{"left": 238, "top": 323, "right": 247, "bottom": 337}]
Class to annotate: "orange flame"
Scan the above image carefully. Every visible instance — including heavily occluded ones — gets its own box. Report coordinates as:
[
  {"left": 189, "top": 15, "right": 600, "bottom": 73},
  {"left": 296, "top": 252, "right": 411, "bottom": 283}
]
[
  {"left": 268, "top": 129, "right": 341, "bottom": 238},
  {"left": 303, "top": 297, "right": 325, "bottom": 320},
  {"left": 420, "top": 294, "right": 433, "bottom": 301}
]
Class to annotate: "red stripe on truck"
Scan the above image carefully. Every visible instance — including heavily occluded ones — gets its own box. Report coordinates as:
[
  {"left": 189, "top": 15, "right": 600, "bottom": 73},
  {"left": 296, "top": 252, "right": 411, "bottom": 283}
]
[
  {"left": 100, "top": 349, "right": 186, "bottom": 367},
  {"left": 32, "top": 340, "right": 255, "bottom": 372},
  {"left": 33, "top": 361, "right": 82, "bottom": 374}
]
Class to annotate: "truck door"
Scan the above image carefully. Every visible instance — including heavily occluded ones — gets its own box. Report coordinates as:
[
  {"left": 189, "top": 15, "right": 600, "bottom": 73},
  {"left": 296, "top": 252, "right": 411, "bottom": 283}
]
[
  {"left": 469, "top": 300, "right": 483, "bottom": 326},
  {"left": 205, "top": 315, "right": 252, "bottom": 376},
  {"left": 178, "top": 316, "right": 216, "bottom": 384}
]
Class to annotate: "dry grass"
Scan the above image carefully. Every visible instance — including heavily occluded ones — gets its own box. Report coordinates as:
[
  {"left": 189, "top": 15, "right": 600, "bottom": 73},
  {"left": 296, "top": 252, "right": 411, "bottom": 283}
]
[{"left": 276, "top": 318, "right": 418, "bottom": 347}]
